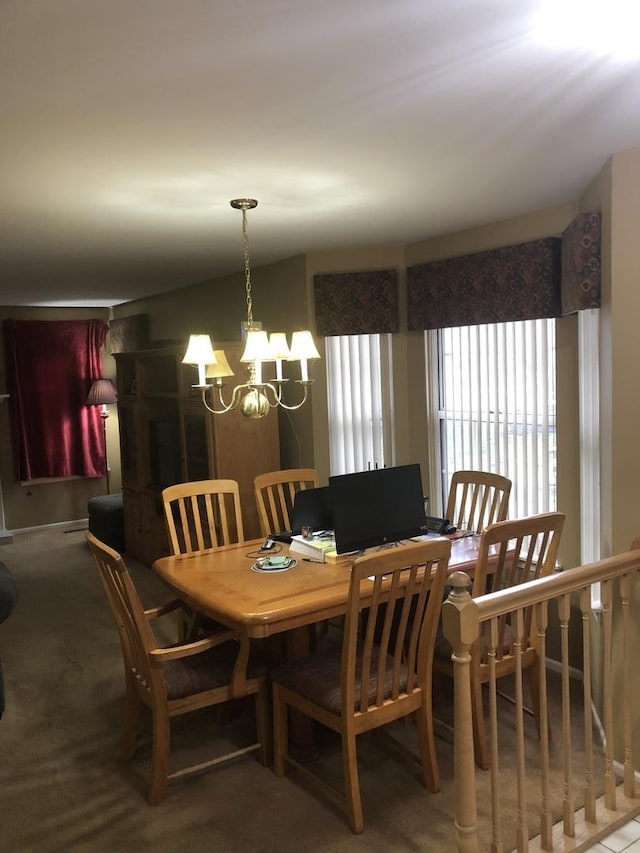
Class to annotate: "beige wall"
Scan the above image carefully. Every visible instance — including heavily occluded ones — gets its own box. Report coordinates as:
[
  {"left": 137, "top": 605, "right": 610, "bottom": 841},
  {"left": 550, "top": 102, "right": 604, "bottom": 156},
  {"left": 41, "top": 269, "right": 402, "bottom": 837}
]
[{"left": 597, "top": 147, "right": 640, "bottom": 757}]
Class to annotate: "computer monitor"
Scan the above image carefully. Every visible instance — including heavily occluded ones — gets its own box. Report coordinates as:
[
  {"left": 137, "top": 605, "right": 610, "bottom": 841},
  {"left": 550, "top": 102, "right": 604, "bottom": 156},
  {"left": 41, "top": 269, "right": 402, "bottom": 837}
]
[
  {"left": 329, "top": 463, "right": 427, "bottom": 554},
  {"left": 269, "top": 486, "right": 333, "bottom": 543}
]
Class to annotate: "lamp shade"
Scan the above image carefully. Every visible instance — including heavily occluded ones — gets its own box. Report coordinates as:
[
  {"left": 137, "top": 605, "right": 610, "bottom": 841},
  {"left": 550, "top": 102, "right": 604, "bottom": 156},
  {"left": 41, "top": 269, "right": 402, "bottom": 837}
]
[
  {"left": 241, "top": 329, "right": 273, "bottom": 363},
  {"left": 205, "top": 349, "right": 235, "bottom": 379},
  {"left": 268, "top": 332, "right": 291, "bottom": 360},
  {"left": 288, "top": 330, "right": 320, "bottom": 361},
  {"left": 86, "top": 379, "right": 117, "bottom": 406},
  {"left": 182, "top": 334, "right": 217, "bottom": 365}
]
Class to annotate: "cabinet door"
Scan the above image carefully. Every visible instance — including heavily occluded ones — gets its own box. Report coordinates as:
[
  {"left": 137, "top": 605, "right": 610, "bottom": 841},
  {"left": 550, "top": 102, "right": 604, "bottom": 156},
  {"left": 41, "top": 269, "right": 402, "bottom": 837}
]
[
  {"left": 122, "top": 489, "right": 143, "bottom": 559},
  {"left": 180, "top": 406, "right": 215, "bottom": 482},
  {"left": 140, "top": 491, "right": 171, "bottom": 564},
  {"left": 118, "top": 402, "right": 141, "bottom": 488},
  {"left": 210, "top": 405, "right": 280, "bottom": 539}
]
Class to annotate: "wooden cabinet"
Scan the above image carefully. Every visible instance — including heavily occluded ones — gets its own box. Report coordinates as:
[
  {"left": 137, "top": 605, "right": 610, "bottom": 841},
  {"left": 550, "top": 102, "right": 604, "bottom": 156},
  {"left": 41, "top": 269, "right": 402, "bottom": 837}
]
[{"left": 115, "top": 344, "right": 280, "bottom": 565}]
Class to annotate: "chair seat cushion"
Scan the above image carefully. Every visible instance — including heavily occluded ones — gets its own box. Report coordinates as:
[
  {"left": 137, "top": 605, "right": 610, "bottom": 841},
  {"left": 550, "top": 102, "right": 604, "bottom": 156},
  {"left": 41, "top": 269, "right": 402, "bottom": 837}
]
[
  {"left": 271, "top": 646, "right": 409, "bottom": 714},
  {"left": 163, "top": 640, "right": 267, "bottom": 701}
]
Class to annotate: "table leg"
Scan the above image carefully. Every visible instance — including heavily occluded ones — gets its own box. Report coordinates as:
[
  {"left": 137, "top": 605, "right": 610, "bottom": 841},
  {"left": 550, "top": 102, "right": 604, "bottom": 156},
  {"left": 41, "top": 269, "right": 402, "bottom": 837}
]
[{"left": 284, "top": 625, "right": 319, "bottom": 761}]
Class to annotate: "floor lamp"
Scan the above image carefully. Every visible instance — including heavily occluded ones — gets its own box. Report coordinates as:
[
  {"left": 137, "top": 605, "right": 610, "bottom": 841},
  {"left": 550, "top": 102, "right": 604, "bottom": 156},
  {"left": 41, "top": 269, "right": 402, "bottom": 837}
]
[{"left": 86, "top": 379, "right": 118, "bottom": 494}]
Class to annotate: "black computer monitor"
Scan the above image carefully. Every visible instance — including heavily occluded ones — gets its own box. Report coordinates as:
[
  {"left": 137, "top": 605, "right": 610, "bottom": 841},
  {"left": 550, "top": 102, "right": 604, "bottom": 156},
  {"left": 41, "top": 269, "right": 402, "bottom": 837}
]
[{"left": 329, "top": 463, "right": 427, "bottom": 554}]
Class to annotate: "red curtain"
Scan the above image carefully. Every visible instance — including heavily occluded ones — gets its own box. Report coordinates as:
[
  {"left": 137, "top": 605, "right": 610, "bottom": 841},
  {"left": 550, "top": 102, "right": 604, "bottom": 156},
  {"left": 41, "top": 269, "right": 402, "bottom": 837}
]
[{"left": 3, "top": 319, "right": 109, "bottom": 480}]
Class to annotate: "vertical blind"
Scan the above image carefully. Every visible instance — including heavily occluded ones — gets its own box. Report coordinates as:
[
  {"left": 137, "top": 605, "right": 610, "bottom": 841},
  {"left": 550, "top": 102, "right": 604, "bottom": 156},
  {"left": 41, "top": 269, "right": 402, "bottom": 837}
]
[
  {"left": 326, "top": 334, "right": 392, "bottom": 475},
  {"left": 437, "top": 319, "right": 556, "bottom": 518}
]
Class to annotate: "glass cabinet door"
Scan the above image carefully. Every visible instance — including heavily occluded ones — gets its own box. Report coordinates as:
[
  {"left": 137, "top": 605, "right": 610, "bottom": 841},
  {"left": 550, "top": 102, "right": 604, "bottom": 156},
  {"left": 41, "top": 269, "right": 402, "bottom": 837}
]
[{"left": 181, "top": 408, "right": 214, "bottom": 482}]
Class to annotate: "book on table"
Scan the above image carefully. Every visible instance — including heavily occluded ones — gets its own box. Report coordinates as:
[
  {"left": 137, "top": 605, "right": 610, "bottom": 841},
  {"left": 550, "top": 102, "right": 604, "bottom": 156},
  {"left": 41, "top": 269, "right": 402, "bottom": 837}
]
[{"left": 289, "top": 533, "right": 336, "bottom": 562}]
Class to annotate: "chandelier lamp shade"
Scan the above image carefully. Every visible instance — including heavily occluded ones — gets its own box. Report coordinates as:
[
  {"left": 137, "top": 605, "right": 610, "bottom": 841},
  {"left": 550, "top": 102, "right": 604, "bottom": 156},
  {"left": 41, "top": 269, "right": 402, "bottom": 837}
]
[{"left": 182, "top": 199, "right": 321, "bottom": 419}]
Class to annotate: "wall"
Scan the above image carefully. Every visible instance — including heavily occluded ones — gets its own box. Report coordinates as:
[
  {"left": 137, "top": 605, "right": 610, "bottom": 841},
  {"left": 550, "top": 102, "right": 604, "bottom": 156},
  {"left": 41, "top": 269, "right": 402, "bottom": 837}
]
[{"left": 594, "top": 147, "right": 640, "bottom": 758}]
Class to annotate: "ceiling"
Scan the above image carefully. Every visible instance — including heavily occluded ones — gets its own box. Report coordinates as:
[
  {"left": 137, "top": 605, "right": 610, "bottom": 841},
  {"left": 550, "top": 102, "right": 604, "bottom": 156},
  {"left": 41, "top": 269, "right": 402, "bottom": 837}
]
[{"left": 3, "top": 1, "right": 640, "bottom": 308}]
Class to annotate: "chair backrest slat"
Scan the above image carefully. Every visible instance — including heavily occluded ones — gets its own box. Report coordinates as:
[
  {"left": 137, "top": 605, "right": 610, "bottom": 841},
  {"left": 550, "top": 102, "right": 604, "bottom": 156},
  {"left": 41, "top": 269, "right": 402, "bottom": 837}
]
[
  {"left": 343, "top": 538, "right": 451, "bottom": 715},
  {"left": 254, "top": 468, "right": 319, "bottom": 537},
  {"left": 162, "top": 479, "right": 245, "bottom": 555},
  {"left": 473, "top": 512, "right": 565, "bottom": 663},
  {"left": 446, "top": 470, "right": 512, "bottom": 533}
]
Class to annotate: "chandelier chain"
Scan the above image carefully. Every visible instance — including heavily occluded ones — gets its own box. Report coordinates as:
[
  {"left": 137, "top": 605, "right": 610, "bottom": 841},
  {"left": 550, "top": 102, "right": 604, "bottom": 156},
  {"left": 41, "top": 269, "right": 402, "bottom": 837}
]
[{"left": 242, "top": 208, "right": 253, "bottom": 328}]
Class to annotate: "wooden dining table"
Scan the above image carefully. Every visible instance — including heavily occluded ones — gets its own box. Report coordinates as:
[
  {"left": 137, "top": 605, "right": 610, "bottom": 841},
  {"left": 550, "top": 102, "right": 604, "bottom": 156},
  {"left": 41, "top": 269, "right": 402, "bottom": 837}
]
[{"left": 152, "top": 533, "right": 483, "bottom": 644}]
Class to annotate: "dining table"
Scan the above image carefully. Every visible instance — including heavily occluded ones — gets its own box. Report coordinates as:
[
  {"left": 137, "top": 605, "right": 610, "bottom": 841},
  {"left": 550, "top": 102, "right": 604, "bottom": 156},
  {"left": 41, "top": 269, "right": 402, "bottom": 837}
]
[{"left": 153, "top": 533, "right": 483, "bottom": 645}]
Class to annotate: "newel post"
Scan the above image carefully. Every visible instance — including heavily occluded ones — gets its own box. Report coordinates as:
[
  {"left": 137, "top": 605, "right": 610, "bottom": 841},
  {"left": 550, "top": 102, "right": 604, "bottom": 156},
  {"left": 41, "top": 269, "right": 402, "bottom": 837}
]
[{"left": 442, "top": 570, "right": 480, "bottom": 853}]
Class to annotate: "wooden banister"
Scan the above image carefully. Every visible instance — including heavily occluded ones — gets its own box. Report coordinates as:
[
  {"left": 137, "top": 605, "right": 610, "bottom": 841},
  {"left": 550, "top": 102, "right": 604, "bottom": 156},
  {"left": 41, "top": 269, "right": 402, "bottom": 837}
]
[{"left": 443, "top": 549, "right": 640, "bottom": 852}]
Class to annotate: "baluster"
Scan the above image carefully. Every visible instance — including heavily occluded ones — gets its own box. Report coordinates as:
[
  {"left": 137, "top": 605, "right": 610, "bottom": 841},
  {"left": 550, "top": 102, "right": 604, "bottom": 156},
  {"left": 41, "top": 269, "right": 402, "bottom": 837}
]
[
  {"left": 442, "top": 571, "right": 480, "bottom": 853},
  {"left": 535, "top": 600, "right": 552, "bottom": 848},
  {"left": 514, "top": 608, "right": 528, "bottom": 852},
  {"left": 558, "top": 591, "right": 575, "bottom": 838},
  {"left": 601, "top": 579, "right": 616, "bottom": 810},
  {"left": 580, "top": 587, "right": 596, "bottom": 824},
  {"left": 620, "top": 574, "right": 635, "bottom": 797},
  {"left": 488, "top": 617, "right": 502, "bottom": 853}
]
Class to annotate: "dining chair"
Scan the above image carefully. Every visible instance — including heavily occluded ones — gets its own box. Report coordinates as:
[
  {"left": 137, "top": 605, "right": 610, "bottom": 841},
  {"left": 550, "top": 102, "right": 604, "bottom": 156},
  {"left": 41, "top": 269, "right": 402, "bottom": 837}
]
[
  {"left": 254, "top": 468, "right": 319, "bottom": 537},
  {"left": 162, "top": 478, "right": 245, "bottom": 554},
  {"left": 445, "top": 470, "right": 512, "bottom": 533},
  {"left": 86, "top": 532, "right": 270, "bottom": 804},
  {"left": 434, "top": 511, "right": 565, "bottom": 770},
  {"left": 271, "top": 536, "right": 452, "bottom": 834},
  {"left": 162, "top": 479, "right": 246, "bottom": 639}
]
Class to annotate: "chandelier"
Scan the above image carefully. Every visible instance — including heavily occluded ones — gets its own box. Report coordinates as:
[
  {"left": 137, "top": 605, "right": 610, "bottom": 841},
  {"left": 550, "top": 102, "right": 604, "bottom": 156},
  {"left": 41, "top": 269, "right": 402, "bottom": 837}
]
[{"left": 182, "top": 199, "right": 320, "bottom": 419}]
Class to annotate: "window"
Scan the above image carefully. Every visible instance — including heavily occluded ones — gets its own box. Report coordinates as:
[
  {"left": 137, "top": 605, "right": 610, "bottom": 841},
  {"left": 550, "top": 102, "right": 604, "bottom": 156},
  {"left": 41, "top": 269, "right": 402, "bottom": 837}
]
[
  {"left": 325, "top": 334, "right": 394, "bottom": 475},
  {"left": 428, "top": 319, "right": 557, "bottom": 517}
]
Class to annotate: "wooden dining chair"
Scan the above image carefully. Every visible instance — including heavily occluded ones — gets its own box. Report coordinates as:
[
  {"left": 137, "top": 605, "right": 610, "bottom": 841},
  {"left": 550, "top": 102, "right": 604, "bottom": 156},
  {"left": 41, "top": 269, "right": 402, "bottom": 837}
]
[
  {"left": 434, "top": 511, "right": 565, "bottom": 770},
  {"left": 162, "top": 479, "right": 245, "bottom": 554},
  {"left": 445, "top": 470, "right": 512, "bottom": 533},
  {"left": 161, "top": 479, "right": 246, "bottom": 639},
  {"left": 272, "top": 537, "right": 452, "bottom": 834},
  {"left": 254, "top": 468, "right": 319, "bottom": 537},
  {"left": 86, "top": 533, "right": 270, "bottom": 804}
]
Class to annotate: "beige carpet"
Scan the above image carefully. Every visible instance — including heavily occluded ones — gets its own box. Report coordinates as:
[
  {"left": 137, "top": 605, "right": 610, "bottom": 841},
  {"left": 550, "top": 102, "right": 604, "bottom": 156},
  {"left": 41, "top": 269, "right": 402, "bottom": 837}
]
[{"left": 0, "top": 526, "right": 604, "bottom": 852}]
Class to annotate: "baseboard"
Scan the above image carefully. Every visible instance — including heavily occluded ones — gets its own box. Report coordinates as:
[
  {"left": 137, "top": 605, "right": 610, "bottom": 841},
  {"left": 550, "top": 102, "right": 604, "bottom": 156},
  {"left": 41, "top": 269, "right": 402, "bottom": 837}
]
[{"left": 9, "top": 518, "right": 89, "bottom": 535}]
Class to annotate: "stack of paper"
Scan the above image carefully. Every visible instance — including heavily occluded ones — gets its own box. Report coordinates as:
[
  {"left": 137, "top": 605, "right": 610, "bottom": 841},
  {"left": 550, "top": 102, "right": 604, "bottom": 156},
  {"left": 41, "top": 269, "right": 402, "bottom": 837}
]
[{"left": 289, "top": 534, "right": 336, "bottom": 562}]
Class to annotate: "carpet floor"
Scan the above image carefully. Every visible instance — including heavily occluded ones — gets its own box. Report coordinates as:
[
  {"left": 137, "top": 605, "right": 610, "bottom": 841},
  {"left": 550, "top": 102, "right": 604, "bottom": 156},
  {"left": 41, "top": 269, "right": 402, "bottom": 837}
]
[{"left": 0, "top": 526, "right": 603, "bottom": 852}]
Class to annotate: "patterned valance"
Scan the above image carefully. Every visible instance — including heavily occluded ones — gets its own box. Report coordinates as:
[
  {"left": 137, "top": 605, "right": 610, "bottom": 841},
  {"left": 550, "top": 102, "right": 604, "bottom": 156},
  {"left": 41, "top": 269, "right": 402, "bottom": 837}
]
[
  {"left": 407, "top": 238, "right": 562, "bottom": 331},
  {"left": 561, "top": 212, "right": 601, "bottom": 314},
  {"left": 313, "top": 269, "right": 399, "bottom": 337}
]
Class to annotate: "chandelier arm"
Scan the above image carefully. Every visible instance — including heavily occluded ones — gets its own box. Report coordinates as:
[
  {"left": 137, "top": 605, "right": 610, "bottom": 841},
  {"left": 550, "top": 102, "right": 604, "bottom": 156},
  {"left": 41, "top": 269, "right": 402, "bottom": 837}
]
[
  {"left": 199, "top": 383, "right": 250, "bottom": 415},
  {"left": 199, "top": 388, "right": 237, "bottom": 415},
  {"left": 263, "top": 381, "right": 311, "bottom": 411},
  {"left": 251, "top": 382, "right": 280, "bottom": 408}
]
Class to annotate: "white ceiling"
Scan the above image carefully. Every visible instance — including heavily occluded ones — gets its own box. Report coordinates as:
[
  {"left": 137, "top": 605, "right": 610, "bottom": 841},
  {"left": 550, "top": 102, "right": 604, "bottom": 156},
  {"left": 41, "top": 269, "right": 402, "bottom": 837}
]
[{"left": 3, "top": 0, "right": 640, "bottom": 308}]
